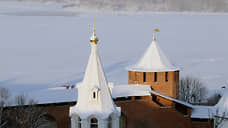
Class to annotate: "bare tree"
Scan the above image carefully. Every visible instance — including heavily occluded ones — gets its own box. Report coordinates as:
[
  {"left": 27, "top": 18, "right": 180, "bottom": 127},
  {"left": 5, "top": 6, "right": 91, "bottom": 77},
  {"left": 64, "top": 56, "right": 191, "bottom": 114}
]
[
  {"left": 0, "top": 88, "right": 10, "bottom": 128},
  {"left": 179, "top": 76, "right": 207, "bottom": 104},
  {"left": 0, "top": 88, "right": 52, "bottom": 128},
  {"left": 10, "top": 94, "right": 50, "bottom": 128},
  {"left": 0, "top": 107, "right": 8, "bottom": 128}
]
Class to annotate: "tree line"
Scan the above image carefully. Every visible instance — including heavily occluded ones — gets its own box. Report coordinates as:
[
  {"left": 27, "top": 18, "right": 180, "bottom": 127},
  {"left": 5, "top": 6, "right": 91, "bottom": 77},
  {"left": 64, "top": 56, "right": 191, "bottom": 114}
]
[
  {"left": 178, "top": 76, "right": 221, "bottom": 105},
  {"left": 9, "top": 0, "right": 228, "bottom": 13},
  {"left": 0, "top": 88, "right": 56, "bottom": 128}
]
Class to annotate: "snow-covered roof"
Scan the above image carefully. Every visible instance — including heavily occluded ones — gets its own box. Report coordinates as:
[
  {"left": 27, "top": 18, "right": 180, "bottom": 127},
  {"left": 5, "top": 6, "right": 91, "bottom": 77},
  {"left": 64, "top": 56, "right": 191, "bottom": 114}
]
[
  {"left": 191, "top": 105, "right": 214, "bottom": 119},
  {"left": 70, "top": 39, "right": 120, "bottom": 119},
  {"left": 149, "top": 89, "right": 217, "bottom": 119},
  {"left": 150, "top": 89, "right": 193, "bottom": 108},
  {"left": 19, "top": 83, "right": 225, "bottom": 120},
  {"left": 29, "top": 87, "right": 77, "bottom": 105},
  {"left": 190, "top": 88, "right": 228, "bottom": 119},
  {"left": 128, "top": 37, "right": 179, "bottom": 72},
  {"left": 112, "top": 84, "right": 151, "bottom": 98},
  {"left": 150, "top": 89, "right": 218, "bottom": 119},
  {"left": 27, "top": 84, "right": 151, "bottom": 105}
]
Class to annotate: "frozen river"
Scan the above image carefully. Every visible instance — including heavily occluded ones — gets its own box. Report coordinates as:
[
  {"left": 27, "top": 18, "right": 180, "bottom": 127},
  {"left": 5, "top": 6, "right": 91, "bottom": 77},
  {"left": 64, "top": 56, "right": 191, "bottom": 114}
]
[{"left": 0, "top": 1, "right": 228, "bottom": 95}]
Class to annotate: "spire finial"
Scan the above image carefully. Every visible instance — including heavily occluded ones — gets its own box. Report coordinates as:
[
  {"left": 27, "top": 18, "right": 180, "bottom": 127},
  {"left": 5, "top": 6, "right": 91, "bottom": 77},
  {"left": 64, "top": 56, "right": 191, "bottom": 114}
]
[
  {"left": 153, "top": 29, "right": 160, "bottom": 41},
  {"left": 93, "top": 18, "right": 95, "bottom": 37},
  {"left": 90, "top": 18, "right": 99, "bottom": 44}
]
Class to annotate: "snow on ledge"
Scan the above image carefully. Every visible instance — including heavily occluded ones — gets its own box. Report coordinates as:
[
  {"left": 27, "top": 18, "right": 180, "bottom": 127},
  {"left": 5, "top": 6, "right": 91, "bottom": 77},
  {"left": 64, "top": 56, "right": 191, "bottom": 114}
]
[
  {"left": 112, "top": 84, "right": 151, "bottom": 98},
  {"left": 27, "top": 84, "right": 152, "bottom": 105},
  {"left": 127, "top": 66, "right": 179, "bottom": 72},
  {"left": 150, "top": 89, "right": 193, "bottom": 108},
  {"left": 191, "top": 105, "right": 214, "bottom": 119}
]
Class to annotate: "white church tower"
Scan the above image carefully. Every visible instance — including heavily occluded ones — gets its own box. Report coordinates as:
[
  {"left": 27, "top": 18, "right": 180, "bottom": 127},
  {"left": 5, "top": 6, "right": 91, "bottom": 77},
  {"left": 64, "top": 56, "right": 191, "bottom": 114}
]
[{"left": 70, "top": 21, "right": 121, "bottom": 128}]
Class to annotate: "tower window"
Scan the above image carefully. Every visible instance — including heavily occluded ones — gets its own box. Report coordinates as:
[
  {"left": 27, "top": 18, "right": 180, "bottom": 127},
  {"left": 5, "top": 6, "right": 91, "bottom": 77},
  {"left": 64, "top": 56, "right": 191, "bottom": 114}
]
[
  {"left": 91, "top": 118, "right": 98, "bottom": 128},
  {"left": 154, "top": 72, "right": 157, "bottom": 82},
  {"left": 143, "top": 72, "right": 146, "bottom": 82},
  {"left": 165, "top": 72, "right": 168, "bottom": 82},
  {"left": 93, "top": 92, "right": 96, "bottom": 99}
]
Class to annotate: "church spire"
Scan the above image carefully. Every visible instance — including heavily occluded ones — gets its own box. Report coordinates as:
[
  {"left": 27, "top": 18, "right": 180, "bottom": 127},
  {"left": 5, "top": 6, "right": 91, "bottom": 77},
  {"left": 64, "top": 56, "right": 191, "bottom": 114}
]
[{"left": 90, "top": 19, "right": 99, "bottom": 44}]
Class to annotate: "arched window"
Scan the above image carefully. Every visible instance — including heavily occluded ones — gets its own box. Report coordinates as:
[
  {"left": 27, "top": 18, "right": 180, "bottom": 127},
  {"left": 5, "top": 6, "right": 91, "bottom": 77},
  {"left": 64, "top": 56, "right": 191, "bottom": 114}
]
[
  {"left": 90, "top": 88, "right": 98, "bottom": 101},
  {"left": 93, "top": 92, "right": 96, "bottom": 99},
  {"left": 90, "top": 118, "right": 98, "bottom": 128}
]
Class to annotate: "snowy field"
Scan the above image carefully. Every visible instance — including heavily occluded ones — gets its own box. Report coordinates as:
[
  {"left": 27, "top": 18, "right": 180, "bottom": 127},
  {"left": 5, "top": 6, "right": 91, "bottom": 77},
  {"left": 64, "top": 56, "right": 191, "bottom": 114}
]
[{"left": 0, "top": 1, "right": 228, "bottom": 97}]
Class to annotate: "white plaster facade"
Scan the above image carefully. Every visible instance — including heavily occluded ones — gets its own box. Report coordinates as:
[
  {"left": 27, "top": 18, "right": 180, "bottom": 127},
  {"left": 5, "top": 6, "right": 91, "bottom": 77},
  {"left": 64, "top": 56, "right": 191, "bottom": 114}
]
[{"left": 71, "top": 113, "right": 120, "bottom": 128}]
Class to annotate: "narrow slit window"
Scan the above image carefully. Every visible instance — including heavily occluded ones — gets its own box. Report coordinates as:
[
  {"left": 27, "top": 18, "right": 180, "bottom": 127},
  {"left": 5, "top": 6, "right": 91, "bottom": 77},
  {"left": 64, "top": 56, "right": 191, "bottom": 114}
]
[
  {"left": 93, "top": 92, "right": 96, "bottom": 99},
  {"left": 143, "top": 72, "right": 146, "bottom": 82},
  {"left": 152, "top": 95, "right": 157, "bottom": 102},
  {"left": 154, "top": 72, "right": 157, "bottom": 82},
  {"left": 165, "top": 72, "right": 168, "bottom": 82},
  {"left": 78, "top": 117, "right": 82, "bottom": 128}
]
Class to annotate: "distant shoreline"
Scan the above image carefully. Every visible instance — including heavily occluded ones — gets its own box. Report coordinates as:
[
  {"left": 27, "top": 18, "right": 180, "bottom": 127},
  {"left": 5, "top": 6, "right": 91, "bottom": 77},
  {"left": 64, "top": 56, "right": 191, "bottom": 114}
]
[{"left": 0, "top": 0, "right": 228, "bottom": 15}]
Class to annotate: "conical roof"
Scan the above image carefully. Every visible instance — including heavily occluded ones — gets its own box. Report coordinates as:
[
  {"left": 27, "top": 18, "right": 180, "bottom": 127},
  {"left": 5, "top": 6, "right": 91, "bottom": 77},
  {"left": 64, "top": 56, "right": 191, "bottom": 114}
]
[
  {"left": 128, "top": 32, "right": 179, "bottom": 72},
  {"left": 70, "top": 27, "right": 120, "bottom": 119}
]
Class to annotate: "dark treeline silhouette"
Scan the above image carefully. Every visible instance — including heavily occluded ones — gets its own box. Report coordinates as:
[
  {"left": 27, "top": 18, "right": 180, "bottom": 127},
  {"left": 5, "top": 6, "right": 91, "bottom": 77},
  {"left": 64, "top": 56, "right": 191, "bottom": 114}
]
[{"left": 7, "top": 0, "right": 228, "bottom": 13}]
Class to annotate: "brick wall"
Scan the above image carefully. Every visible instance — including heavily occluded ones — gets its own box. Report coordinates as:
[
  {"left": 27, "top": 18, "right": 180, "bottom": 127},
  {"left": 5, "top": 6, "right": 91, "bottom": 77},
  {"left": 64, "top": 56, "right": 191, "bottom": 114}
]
[
  {"left": 128, "top": 70, "right": 179, "bottom": 98},
  {"left": 115, "top": 98, "right": 192, "bottom": 128},
  {"left": 36, "top": 96, "right": 212, "bottom": 128}
]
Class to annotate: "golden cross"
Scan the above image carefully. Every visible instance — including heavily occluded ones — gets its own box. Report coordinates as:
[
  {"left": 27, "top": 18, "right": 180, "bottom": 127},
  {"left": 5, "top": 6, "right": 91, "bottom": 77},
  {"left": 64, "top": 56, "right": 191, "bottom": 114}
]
[{"left": 153, "top": 29, "right": 160, "bottom": 41}]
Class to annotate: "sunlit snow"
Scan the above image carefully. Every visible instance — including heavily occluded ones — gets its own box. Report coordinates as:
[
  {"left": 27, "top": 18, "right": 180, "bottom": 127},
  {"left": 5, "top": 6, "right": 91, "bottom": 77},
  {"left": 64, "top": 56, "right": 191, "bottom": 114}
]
[{"left": 0, "top": 1, "right": 228, "bottom": 97}]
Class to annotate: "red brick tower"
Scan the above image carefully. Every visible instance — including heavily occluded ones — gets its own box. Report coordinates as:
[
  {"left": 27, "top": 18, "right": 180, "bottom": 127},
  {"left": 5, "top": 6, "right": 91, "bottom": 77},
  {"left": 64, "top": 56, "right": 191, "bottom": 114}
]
[{"left": 128, "top": 29, "right": 179, "bottom": 99}]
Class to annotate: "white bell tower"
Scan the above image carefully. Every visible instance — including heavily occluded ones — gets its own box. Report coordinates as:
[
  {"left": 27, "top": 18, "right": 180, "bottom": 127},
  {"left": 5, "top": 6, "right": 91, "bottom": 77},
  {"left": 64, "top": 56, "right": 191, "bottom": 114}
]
[{"left": 70, "top": 20, "right": 121, "bottom": 128}]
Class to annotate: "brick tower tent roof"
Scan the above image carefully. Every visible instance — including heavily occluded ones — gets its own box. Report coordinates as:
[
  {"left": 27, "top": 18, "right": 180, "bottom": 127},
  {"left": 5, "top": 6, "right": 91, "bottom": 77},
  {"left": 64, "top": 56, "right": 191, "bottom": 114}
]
[
  {"left": 128, "top": 30, "right": 179, "bottom": 72},
  {"left": 70, "top": 25, "right": 120, "bottom": 119}
]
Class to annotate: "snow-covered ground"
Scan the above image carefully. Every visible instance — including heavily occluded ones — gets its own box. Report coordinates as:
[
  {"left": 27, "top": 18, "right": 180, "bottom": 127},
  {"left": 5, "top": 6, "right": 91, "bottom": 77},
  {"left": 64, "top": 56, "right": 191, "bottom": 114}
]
[{"left": 0, "top": 1, "right": 228, "bottom": 97}]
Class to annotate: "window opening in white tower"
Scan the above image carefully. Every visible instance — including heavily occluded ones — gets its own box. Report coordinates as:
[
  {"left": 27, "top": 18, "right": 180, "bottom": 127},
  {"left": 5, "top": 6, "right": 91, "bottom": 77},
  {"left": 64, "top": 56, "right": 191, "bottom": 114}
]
[
  {"left": 93, "top": 92, "right": 96, "bottom": 99},
  {"left": 91, "top": 118, "right": 98, "bottom": 128},
  {"left": 78, "top": 117, "right": 81, "bottom": 128},
  {"left": 108, "top": 116, "right": 112, "bottom": 128}
]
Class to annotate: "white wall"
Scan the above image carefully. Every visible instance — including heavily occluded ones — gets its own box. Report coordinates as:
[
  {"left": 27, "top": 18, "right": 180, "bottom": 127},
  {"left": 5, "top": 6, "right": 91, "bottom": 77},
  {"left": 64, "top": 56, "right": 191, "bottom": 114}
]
[{"left": 218, "top": 120, "right": 228, "bottom": 128}]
